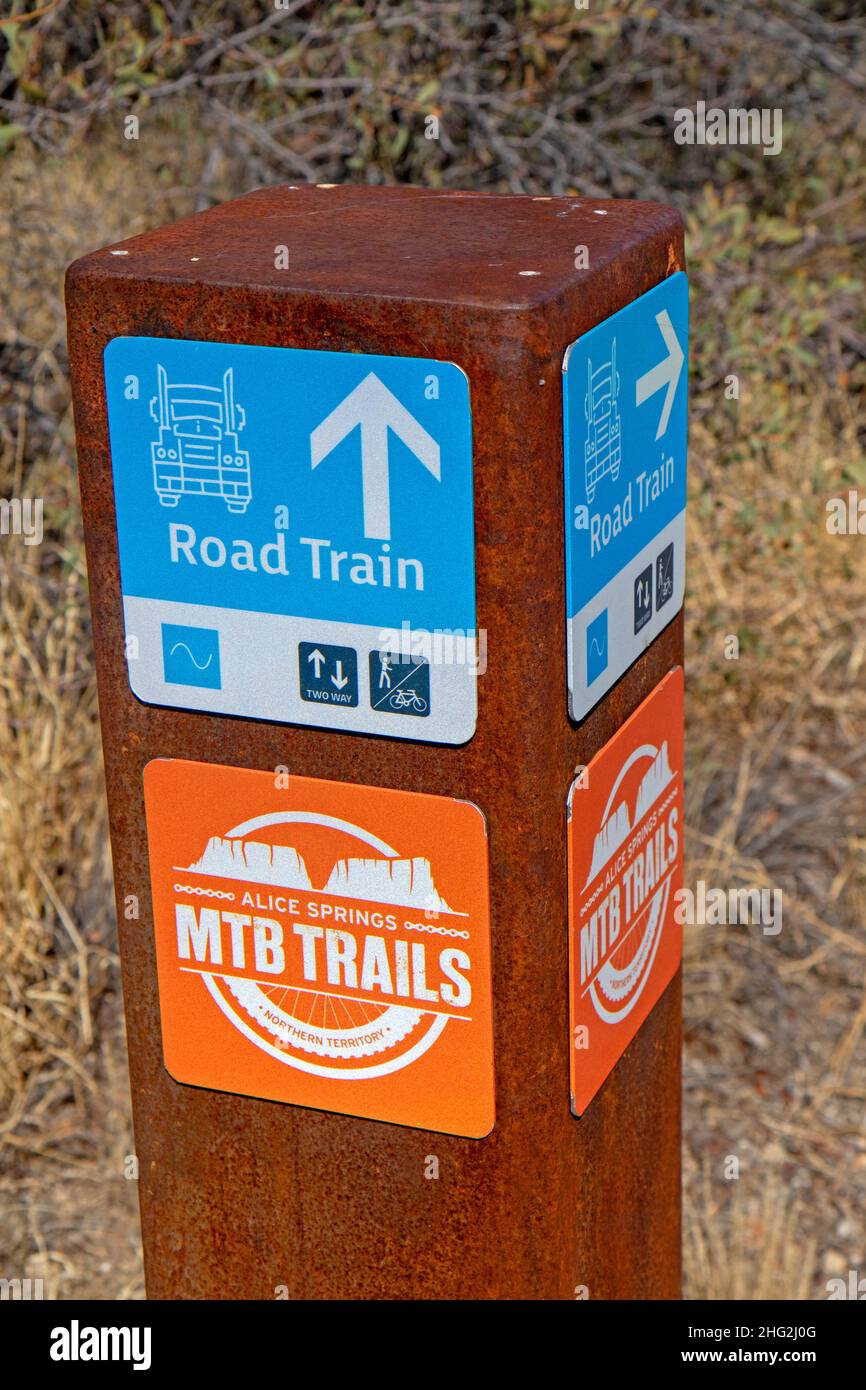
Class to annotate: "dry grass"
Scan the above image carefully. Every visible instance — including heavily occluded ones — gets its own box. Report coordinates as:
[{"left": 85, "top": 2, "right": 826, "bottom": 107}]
[
  {"left": 682, "top": 396, "right": 866, "bottom": 1298},
  {"left": 0, "top": 143, "right": 193, "bottom": 1300},
  {"left": 1, "top": 0, "right": 865, "bottom": 1300}
]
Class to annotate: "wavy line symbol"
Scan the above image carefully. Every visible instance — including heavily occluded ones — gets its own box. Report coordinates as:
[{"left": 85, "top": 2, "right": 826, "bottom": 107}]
[
  {"left": 161, "top": 623, "right": 221, "bottom": 689},
  {"left": 585, "top": 608, "right": 609, "bottom": 685},
  {"left": 169, "top": 641, "right": 213, "bottom": 671}
]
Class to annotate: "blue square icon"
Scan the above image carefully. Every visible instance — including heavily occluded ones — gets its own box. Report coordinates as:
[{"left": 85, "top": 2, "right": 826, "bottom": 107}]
[
  {"left": 369, "top": 652, "right": 430, "bottom": 717},
  {"left": 162, "top": 623, "right": 221, "bottom": 689},
  {"left": 298, "top": 641, "right": 359, "bottom": 707},
  {"left": 586, "top": 609, "right": 609, "bottom": 686}
]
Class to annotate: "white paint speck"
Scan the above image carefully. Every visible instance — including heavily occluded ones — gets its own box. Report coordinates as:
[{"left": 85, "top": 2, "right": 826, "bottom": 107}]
[
  {"left": 190, "top": 256, "right": 201, "bottom": 262},
  {"left": 519, "top": 270, "right": 542, "bottom": 277},
  {"left": 316, "top": 183, "right": 337, "bottom": 189},
  {"left": 593, "top": 209, "right": 608, "bottom": 215},
  {"left": 109, "top": 249, "right": 129, "bottom": 256}
]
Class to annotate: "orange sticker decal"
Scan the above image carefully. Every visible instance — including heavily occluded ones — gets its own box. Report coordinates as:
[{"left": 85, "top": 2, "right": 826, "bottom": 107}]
[
  {"left": 144, "top": 760, "right": 494, "bottom": 1138},
  {"left": 568, "top": 667, "right": 684, "bottom": 1114}
]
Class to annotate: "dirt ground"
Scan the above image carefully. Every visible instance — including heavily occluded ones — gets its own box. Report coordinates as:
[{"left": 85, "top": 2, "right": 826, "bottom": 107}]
[{"left": 1, "top": 1, "right": 865, "bottom": 1300}]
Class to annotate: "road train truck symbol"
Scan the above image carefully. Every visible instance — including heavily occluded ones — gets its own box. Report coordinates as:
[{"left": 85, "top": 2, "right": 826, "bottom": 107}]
[
  {"left": 584, "top": 340, "right": 621, "bottom": 502},
  {"left": 150, "top": 364, "right": 251, "bottom": 513}
]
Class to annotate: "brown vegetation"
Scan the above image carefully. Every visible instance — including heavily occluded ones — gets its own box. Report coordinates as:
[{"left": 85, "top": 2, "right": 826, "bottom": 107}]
[{"left": 1, "top": 2, "right": 864, "bottom": 1298}]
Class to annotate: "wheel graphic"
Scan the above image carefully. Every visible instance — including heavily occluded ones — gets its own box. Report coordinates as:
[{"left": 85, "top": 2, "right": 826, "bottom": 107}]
[
  {"left": 589, "top": 875, "right": 670, "bottom": 1024},
  {"left": 223, "top": 974, "right": 424, "bottom": 1058},
  {"left": 193, "top": 809, "right": 451, "bottom": 1079}
]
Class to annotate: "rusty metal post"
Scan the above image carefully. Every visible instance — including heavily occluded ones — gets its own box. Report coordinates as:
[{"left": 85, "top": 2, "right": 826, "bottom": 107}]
[{"left": 67, "top": 185, "right": 684, "bottom": 1300}]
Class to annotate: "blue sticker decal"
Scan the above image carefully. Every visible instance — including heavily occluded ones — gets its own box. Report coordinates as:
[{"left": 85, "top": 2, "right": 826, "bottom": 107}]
[
  {"left": 104, "top": 339, "right": 477, "bottom": 742},
  {"left": 369, "top": 652, "right": 430, "bottom": 718},
  {"left": 585, "top": 608, "right": 609, "bottom": 686},
  {"left": 161, "top": 622, "right": 221, "bottom": 690},
  {"left": 563, "top": 272, "right": 688, "bottom": 719}
]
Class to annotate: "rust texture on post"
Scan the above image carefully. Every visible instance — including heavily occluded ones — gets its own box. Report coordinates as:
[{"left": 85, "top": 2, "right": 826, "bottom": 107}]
[{"left": 66, "top": 186, "right": 685, "bottom": 1300}]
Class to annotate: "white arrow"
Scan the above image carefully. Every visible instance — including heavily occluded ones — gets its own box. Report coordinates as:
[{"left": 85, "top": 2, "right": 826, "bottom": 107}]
[
  {"left": 635, "top": 309, "right": 684, "bottom": 440},
  {"left": 330, "top": 660, "right": 349, "bottom": 690},
  {"left": 307, "top": 648, "right": 326, "bottom": 679},
  {"left": 310, "top": 372, "right": 440, "bottom": 541}
]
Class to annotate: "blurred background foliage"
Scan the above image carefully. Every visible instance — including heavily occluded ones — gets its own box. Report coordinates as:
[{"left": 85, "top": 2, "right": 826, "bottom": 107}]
[{"left": 0, "top": 0, "right": 865, "bottom": 1299}]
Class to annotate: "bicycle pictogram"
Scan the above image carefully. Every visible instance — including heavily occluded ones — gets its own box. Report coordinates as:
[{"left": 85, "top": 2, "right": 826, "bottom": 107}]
[
  {"left": 387, "top": 687, "right": 428, "bottom": 714},
  {"left": 369, "top": 651, "right": 430, "bottom": 718}
]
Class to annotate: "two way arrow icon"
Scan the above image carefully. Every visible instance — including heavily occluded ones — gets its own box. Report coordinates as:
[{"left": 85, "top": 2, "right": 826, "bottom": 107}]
[
  {"left": 307, "top": 648, "right": 326, "bottom": 679},
  {"left": 310, "top": 372, "right": 440, "bottom": 541},
  {"left": 635, "top": 309, "right": 685, "bottom": 441}
]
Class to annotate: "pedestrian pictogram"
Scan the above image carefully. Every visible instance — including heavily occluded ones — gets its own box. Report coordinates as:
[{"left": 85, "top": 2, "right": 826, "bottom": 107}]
[{"left": 369, "top": 652, "right": 430, "bottom": 717}]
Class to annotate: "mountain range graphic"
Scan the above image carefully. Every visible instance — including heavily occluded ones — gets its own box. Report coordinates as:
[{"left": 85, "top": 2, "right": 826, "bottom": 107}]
[
  {"left": 586, "top": 741, "right": 675, "bottom": 884},
  {"left": 184, "top": 835, "right": 453, "bottom": 913}
]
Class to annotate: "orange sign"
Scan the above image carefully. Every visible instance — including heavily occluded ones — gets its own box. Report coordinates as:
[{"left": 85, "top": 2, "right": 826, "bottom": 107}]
[
  {"left": 144, "top": 760, "right": 494, "bottom": 1137},
  {"left": 568, "top": 667, "right": 684, "bottom": 1114}
]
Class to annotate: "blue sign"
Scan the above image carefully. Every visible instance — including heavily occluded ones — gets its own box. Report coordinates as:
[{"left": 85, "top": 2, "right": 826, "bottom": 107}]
[
  {"left": 562, "top": 272, "right": 688, "bottom": 719},
  {"left": 104, "top": 338, "right": 478, "bottom": 742}
]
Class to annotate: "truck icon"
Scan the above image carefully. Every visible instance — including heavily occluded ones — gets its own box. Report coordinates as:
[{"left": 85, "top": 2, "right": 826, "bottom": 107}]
[
  {"left": 584, "top": 341, "right": 621, "bottom": 502},
  {"left": 150, "top": 364, "right": 251, "bottom": 513}
]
